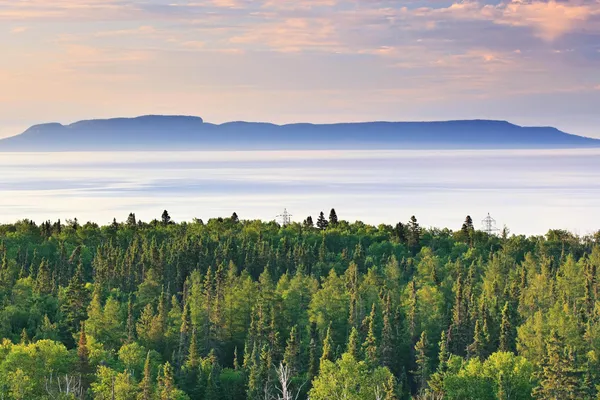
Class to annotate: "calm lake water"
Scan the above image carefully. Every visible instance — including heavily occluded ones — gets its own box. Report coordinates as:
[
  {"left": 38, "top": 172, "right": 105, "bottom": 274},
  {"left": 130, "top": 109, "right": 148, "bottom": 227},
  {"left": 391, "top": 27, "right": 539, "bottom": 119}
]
[{"left": 0, "top": 149, "right": 599, "bottom": 235}]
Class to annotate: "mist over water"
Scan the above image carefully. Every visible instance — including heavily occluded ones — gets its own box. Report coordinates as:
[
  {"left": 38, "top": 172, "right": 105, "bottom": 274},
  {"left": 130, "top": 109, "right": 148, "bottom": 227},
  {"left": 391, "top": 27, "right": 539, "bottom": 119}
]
[{"left": 0, "top": 149, "right": 599, "bottom": 235}]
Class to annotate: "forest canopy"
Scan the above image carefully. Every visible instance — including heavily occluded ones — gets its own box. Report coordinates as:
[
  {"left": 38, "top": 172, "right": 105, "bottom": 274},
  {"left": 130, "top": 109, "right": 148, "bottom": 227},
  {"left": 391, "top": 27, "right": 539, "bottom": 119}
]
[{"left": 0, "top": 210, "right": 598, "bottom": 399}]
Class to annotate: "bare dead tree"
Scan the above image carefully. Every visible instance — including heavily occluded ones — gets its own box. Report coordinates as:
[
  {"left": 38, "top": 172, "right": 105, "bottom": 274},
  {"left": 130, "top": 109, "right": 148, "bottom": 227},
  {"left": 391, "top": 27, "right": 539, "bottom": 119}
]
[
  {"left": 274, "top": 362, "right": 307, "bottom": 400},
  {"left": 44, "top": 372, "right": 83, "bottom": 400}
]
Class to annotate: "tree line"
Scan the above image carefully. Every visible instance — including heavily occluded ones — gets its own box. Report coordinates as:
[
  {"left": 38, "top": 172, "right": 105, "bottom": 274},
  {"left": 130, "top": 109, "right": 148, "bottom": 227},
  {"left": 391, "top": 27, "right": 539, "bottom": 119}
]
[{"left": 0, "top": 209, "right": 598, "bottom": 399}]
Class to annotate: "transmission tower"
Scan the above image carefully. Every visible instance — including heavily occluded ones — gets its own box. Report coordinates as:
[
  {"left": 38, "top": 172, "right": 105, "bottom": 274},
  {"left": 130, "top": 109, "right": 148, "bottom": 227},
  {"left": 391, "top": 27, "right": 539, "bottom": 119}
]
[
  {"left": 276, "top": 208, "right": 293, "bottom": 226},
  {"left": 481, "top": 213, "right": 499, "bottom": 235}
]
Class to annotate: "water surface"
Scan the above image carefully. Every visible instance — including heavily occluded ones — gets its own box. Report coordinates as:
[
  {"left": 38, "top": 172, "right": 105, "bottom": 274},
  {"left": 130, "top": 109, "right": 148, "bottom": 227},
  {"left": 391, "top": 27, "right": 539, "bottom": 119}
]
[{"left": 1, "top": 149, "right": 599, "bottom": 235}]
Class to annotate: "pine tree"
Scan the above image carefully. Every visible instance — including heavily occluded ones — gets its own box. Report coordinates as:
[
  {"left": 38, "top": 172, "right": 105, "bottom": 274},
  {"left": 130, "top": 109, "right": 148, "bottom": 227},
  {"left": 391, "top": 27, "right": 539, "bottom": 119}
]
[
  {"left": 394, "top": 222, "right": 407, "bottom": 243},
  {"left": 461, "top": 215, "right": 474, "bottom": 245},
  {"left": 126, "top": 294, "right": 136, "bottom": 343},
  {"left": 413, "top": 331, "right": 430, "bottom": 393},
  {"left": 449, "top": 276, "right": 468, "bottom": 356},
  {"left": 126, "top": 212, "right": 137, "bottom": 226},
  {"left": 533, "top": 330, "right": 579, "bottom": 400},
  {"left": 316, "top": 212, "right": 328, "bottom": 230},
  {"left": 61, "top": 262, "right": 89, "bottom": 337},
  {"left": 157, "top": 362, "right": 176, "bottom": 400},
  {"left": 437, "top": 330, "right": 449, "bottom": 373},
  {"left": 247, "top": 344, "right": 271, "bottom": 400},
  {"left": 35, "top": 258, "right": 53, "bottom": 295},
  {"left": 383, "top": 375, "right": 398, "bottom": 400},
  {"left": 407, "top": 280, "right": 418, "bottom": 339},
  {"left": 283, "top": 325, "right": 300, "bottom": 374},
  {"left": 362, "top": 304, "right": 378, "bottom": 367},
  {"left": 380, "top": 295, "right": 395, "bottom": 369},
  {"left": 320, "top": 325, "right": 333, "bottom": 368},
  {"left": 20, "top": 328, "right": 29, "bottom": 344},
  {"left": 233, "top": 346, "right": 240, "bottom": 371},
  {"left": 177, "top": 301, "right": 191, "bottom": 370},
  {"left": 77, "top": 322, "right": 91, "bottom": 392},
  {"left": 347, "top": 327, "right": 360, "bottom": 359},
  {"left": 308, "top": 337, "right": 318, "bottom": 379},
  {"left": 408, "top": 216, "right": 421, "bottom": 253},
  {"left": 36, "top": 314, "right": 58, "bottom": 341},
  {"left": 328, "top": 208, "right": 338, "bottom": 226},
  {"left": 467, "top": 320, "right": 485, "bottom": 360},
  {"left": 139, "top": 352, "right": 154, "bottom": 400},
  {"left": 303, "top": 216, "right": 314, "bottom": 228},
  {"left": 497, "top": 371, "right": 509, "bottom": 400},
  {"left": 161, "top": 210, "right": 171, "bottom": 226},
  {"left": 499, "top": 301, "right": 516, "bottom": 353}
]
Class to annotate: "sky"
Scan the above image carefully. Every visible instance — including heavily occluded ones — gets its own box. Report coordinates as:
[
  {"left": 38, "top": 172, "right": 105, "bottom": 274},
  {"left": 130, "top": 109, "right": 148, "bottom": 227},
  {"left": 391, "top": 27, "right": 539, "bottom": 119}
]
[{"left": 1, "top": 0, "right": 599, "bottom": 139}]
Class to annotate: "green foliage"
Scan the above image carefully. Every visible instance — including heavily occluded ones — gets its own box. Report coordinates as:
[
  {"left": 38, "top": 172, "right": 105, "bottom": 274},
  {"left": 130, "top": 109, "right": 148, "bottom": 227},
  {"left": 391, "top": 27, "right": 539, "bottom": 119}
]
[
  {"left": 0, "top": 213, "right": 597, "bottom": 399},
  {"left": 442, "top": 352, "right": 535, "bottom": 400},
  {"left": 310, "top": 353, "right": 394, "bottom": 400}
]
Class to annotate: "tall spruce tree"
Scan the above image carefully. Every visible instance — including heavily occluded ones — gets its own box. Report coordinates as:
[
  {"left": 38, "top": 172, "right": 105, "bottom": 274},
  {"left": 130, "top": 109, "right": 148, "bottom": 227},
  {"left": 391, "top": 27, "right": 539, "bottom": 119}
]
[
  {"left": 316, "top": 212, "right": 328, "bottom": 230},
  {"left": 362, "top": 304, "right": 379, "bottom": 367},
  {"left": 533, "top": 330, "right": 580, "bottom": 400},
  {"left": 139, "top": 352, "right": 154, "bottom": 400},
  {"left": 283, "top": 325, "right": 300, "bottom": 374},
  {"left": 328, "top": 209, "right": 338, "bottom": 226},
  {"left": 413, "top": 331, "right": 430, "bottom": 393},
  {"left": 347, "top": 327, "right": 361, "bottom": 359},
  {"left": 320, "top": 325, "right": 334, "bottom": 369}
]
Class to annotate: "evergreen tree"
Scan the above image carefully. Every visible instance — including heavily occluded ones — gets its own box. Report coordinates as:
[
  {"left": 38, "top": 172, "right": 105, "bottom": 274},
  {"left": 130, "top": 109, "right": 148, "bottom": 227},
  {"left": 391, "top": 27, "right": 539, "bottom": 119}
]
[
  {"left": 304, "top": 216, "right": 314, "bottom": 228},
  {"left": 347, "top": 327, "right": 361, "bottom": 359},
  {"left": 139, "top": 352, "right": 154, "bottom": 400},
  {"left": 380, "top": 295, "right": 394, "bottom": 369},
  {"left": 320, "top": 325, "right": 333, "bottom": 369},
  {"left": 394, "top": 222, "right": 407, "bottom": 244},
  {"left": 328, "top": 209, "right": 338, "bottom": 226},
  {"left": 61, "top": 262, "right": 89, "bottom": 337},
  {"left": 126, "top": 294, "right": 136, "bottom": 343},
  {"left": 127, "top": 212, "right": 137, "bottom": 226},
  {"left": 413, "top": 331, "right": 430, "bottom": 393},
  {"left": 20, "top": 328, "right": 29, "bottom": 344},
  {"left": 533, "top": 330, "right": 579, "bottom": 400},
  {"left": 316, "top": 212, "right": 329, "bottom": 230},
  {"left": 499, "top": 301, "right": 516, "bottom": 353},
  {"left": 362, "top": 304, "right": 378, "bottom": 367},
  {"left": 157, "top": 362, "right": 176, "bottom": 400},
  {"left": 449, "top": 276, "right": 469, "bottom": 356},
  {"left": 77, "top": 322, "right": 91, "bottom": 392},
  {"left": 407, "top": 216, "right": 421, "bottom": 253},
  {"left": 283, "top": 325, "right": 300, "bottom": 374},
  {"left": 467, "top": 319, "right": 485, "bottom": 360},
  {"left": 161, "top": 210, "right": 171, "bottom": 226},
  {"left": 383, "top": 375, "right": 398, "bottom": 400},
  {"left": 437, "top": 330, "right": 449, "bottom": 373},
  {"left": 34, "top": 258, "right": 53, "bottom": 295},
  {"left": 307, "top": 322, "right": 319, "bottom": 379}
]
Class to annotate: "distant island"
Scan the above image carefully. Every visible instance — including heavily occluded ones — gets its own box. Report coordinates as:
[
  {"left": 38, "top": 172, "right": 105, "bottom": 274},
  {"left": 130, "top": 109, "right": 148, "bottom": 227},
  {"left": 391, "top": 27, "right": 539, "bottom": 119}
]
[{"left": 0, "top": 115, "right": 598, "bottom": 151}]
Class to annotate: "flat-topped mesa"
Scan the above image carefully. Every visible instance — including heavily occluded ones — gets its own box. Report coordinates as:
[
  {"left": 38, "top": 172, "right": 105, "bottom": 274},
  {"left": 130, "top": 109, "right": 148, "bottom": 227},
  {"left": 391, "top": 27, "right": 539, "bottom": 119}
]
[{"left": 1, "top": 115, "right": 597, "bottom": 151}]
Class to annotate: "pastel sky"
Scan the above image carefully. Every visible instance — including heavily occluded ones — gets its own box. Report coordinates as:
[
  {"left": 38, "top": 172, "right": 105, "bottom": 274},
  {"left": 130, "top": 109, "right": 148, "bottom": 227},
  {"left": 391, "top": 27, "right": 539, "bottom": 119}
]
[{"left": 1, "top": 0, "right": 599, "bottom": 138}]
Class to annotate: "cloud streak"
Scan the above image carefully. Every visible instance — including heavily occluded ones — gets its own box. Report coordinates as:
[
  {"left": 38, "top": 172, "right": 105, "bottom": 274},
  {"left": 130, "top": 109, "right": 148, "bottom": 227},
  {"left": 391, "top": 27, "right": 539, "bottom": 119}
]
[{"left": 0, "top": 0, "right": 599, "bottom": 137}]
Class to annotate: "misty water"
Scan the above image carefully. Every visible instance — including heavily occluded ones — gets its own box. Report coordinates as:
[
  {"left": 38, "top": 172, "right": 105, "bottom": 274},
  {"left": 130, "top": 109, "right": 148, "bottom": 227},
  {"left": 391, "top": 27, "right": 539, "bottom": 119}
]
[{"left": 0, "top": 149, "right": 599, "bottom": 235}]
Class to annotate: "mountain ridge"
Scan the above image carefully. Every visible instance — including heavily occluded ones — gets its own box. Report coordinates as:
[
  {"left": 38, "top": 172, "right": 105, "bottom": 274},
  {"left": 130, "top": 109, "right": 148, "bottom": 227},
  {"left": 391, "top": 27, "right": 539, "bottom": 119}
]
[{"left": 1, "top": 115, "right": 598, "bottom": 151}]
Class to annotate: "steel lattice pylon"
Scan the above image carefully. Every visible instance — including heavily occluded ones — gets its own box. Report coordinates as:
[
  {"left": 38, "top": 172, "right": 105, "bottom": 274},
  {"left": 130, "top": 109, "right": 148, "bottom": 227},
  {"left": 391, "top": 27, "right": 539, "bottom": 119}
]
[
  {"left": 482, "top": 213, "right": 499, "bottom": 235},
  {"left": 276, "top": 208, "right": 293, "bottom": 226}
]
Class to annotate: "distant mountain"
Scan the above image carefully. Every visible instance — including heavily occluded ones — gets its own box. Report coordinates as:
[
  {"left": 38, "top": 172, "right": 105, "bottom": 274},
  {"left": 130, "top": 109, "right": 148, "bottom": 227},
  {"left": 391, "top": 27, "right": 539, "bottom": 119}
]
[{"left": 0, "top": 115, "right": 598, "bottom": 151}]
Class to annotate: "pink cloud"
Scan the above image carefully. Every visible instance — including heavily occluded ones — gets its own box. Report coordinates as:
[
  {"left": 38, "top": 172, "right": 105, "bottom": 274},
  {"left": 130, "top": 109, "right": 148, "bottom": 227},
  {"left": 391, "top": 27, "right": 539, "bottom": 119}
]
[{"left": 497, "top": 0, "right": 599, "bottom": 41}]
